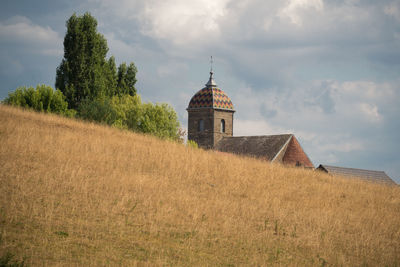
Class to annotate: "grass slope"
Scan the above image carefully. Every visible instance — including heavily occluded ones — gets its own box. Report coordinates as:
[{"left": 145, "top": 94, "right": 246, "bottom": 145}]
[{"left": 0, "top": 105, "right": 399, "bottom": 266}]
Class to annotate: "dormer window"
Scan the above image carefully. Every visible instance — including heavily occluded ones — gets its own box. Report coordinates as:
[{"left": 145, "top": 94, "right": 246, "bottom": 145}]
[
  {"left": 198, "top": 119, "right": 204, "bottom": 132},
  {"left": 221, "top": 119, "right": 225, "bottom": 133}
]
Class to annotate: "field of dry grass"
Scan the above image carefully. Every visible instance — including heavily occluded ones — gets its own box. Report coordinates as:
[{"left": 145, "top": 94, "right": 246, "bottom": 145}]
[{"left": 0, "top": 104, "right": 399, "bottom": 266}]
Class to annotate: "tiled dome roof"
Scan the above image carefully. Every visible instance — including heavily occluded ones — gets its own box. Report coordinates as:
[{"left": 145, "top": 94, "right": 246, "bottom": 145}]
[{"left": 187, "top": 72, "right": 234, "bottom": 111}]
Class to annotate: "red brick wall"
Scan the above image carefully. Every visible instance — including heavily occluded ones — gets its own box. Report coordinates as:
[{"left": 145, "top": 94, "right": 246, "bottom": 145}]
[{"left": 282, "top": 136, "right": 314, "bottom": 168}]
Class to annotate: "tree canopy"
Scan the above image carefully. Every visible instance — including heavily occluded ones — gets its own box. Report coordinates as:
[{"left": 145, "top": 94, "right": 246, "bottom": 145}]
[
  {"left": 3, "top": 85, "right": 75, "bottom": 117},
  {"left": 2, "top": 12, "right": 182, "bottom": 142},
  {"left": 117, "top": 62, "right": 137, "bottom": 96},
  {"left": 55, "top": 13, "right": 137, "bottom": 109},
  {"left": 78, "top": 95, "right": 181, "bottom": 141}
]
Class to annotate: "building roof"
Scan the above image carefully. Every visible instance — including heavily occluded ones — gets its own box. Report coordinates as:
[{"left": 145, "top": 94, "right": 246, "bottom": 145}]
[
  {"left": 282, "top": 135, "right": 314, "bottom": 168},
  {"left": 317, "top": 164, "right": 396, "bottom": 184},
  {"left": 187, "top": 71, "right": 234, "bottom": 111},
  {"left": 215, "top": 134, "right": 293, "bottom": 161}
]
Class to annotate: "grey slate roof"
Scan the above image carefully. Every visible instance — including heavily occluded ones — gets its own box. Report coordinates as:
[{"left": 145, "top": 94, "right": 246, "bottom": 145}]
[
  {"left": 317, "top": 164, "right": 396, "bottom": 185},
  {"left": 215, "top": 134, "right": 292, "bottom": 161}
]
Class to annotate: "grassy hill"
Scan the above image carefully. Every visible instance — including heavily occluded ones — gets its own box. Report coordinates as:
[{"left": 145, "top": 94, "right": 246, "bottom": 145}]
[{"left": 1, "top": 104, "right": 399, "bottom": 266}]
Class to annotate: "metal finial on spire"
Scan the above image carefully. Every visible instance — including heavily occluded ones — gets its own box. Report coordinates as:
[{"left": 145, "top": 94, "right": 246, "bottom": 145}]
[{"left": 206, "top": 56, "right": 217, "bottom": 87}]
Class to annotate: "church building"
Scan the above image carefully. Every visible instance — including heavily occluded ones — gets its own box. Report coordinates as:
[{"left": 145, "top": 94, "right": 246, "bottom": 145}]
[{"left": 187, "top": 70, "right": 314, "bottom": 168}]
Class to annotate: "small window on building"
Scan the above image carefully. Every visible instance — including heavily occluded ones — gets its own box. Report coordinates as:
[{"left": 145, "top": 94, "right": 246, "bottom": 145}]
[
  {"left": 221, "top": 119, "right": 225, "bottom": 133},
  {"left": 296, "top": 161, "right": 302, "bottom": 167},
  {"left": 198, "top": 119, "right": 204, "bottom": 132}
]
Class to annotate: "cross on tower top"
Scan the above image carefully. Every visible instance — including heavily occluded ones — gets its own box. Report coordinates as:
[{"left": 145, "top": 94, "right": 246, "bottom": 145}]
[{"left": 206, "top": 56, "right": 217, "bottom": 87}]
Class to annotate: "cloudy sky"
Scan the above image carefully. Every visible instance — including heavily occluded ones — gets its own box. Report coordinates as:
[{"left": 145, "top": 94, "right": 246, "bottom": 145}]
[{"left": 1, "top": 0, "right": 399, "bottom": 183}]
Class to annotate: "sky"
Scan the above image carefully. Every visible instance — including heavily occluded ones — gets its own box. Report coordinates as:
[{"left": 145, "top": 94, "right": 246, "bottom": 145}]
[{"left": 1, "top": 0, "right": 400, "bottom": 183}]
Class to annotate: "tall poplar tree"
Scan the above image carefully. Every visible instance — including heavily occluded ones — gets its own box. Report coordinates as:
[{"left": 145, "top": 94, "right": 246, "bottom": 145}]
[
  {"left": 117, "top": 62, "right": 137, "bottom": 96},
  {"left": 55, "top": 12, "right": 116, "bottom": 109}
]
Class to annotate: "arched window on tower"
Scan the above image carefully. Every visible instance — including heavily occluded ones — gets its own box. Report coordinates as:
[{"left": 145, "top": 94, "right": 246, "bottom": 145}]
[
  {"left": 221, "top": 119, "right": 225, "bottom": 133},
  {"left": 198, "top": 119, "right": 204, "bottom": 132}
]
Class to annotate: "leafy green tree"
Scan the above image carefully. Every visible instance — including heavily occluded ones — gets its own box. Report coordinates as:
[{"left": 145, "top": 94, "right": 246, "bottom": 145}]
[
  {"left": 116, "top": 63, "right": 127, "bottom": 96},
  {"left": 106, "top": 56, "right": 118, "bottom": 97},
  {"left": 110, "top": 94, "right": 141, "bottom": 129},
  {"left": 126, "top": 63, "right": 138, "bottom": 95},
  {"left": 79, "top": 94, "right": 141, "bottom": 129},
  {"left": 117, "top": 62, "right": 137, "bottom": 96},
  {"left": 3, "top": 85, "right": 75, "bottom": 117},
  {"left": 78, "top": 94, "right": 180, "bottom": 140},
  {"left": 55, "top": 12, "right": 116, "bottom": 108},
  {"left": 138, "top": 102, "right": 180, "bottom": 140},
  {"left": 78, "top": 97, "right": 118, "bottom": 125}
]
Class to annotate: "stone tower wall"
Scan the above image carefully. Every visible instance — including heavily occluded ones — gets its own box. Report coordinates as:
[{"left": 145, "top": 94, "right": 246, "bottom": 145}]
[
  {"left": 187, "top": 109, "right": 234, "bottom": 149},
  {"left": 213, "top": 110, "right": 234, "bottom": 146},
  {"left": 187, "top": 109, "right": 214, "bottom": 148}
]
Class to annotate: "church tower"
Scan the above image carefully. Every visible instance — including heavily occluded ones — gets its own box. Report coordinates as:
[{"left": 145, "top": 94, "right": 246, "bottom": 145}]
[{"left": 187, "top": 69, "right": 235, "bottom": 149}]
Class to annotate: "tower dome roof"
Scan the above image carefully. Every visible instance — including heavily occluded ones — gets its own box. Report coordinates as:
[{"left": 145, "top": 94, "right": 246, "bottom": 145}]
[{"left": 187, "top": 71, "right": 235, "bottom": 111}]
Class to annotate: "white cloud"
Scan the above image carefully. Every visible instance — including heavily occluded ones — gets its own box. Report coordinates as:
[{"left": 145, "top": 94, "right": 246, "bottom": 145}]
[
  {"left": 157, "top": 61, "right": 189, "bottom": 77},
  {"left": 328, "top": 80, "right": 397, "bottom": 124},
  {"left": 0, "top": 16, "right": 62, "bottom": 56},
  {"left": 384, "top": 2, "right": 400, "bottom": 22},
  {"left": 296, "top": 80, "right": 397, "bottom": 126},
  {"left": 88, "top": 0, "right": 143, "bottom": 20},
  {"left": 234, "top": 119, "right": 287, "bottom": 136},
  {"left": 90, "top": 0, "right": 393, "bottom": 55},
  {"left": 279, "top": 0, "right": 324, "bottom": 26},
  {"left": 219, "top": 77, "right": 399, "bottom": 173},
  {"left": 104, "top": 33, "right": 134, "bottom": 58},
  {"left": 338, "top": 81, "right": 395, "bottom": 100},
  {"left": 318, "top": 140, "right": 364, "bottom": 153},
  {"left": 324, "top": 153, "right": 339, "bottom": 164},
  {"left": 358, "top": 103, "right": 382, "bottom": 123},
  {"left": 137, "top": 0, "right": 230, "bottom": 44},
  {"left": 229, "top": 79, "right": 395, "bottom": 145},
  {"left": 103, "top": 32, "right": 157, "bottom": 64}
]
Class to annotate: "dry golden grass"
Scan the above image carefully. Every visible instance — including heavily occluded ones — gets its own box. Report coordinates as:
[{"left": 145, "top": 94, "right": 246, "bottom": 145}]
[{"left": 0, "top": 104, "right": 399, "bottom": 266}]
